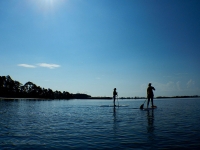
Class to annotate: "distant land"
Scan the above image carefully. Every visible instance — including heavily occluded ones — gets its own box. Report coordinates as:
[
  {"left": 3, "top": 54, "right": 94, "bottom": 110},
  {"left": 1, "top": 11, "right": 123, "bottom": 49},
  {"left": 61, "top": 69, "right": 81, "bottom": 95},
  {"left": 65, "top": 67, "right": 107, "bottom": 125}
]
[
  {"left": 0, "top": 75, "right": 199, "bottom": 100},
  {"left": 119, "top": 95, "right": 200, "bottom": 99}
]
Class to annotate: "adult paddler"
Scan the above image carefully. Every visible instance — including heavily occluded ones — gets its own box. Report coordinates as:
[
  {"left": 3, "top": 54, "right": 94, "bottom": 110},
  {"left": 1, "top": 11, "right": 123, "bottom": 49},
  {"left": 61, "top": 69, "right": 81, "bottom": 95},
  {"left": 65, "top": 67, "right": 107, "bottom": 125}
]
[{"left": 147, "top": 83, "right": 155, "bottom": 108}]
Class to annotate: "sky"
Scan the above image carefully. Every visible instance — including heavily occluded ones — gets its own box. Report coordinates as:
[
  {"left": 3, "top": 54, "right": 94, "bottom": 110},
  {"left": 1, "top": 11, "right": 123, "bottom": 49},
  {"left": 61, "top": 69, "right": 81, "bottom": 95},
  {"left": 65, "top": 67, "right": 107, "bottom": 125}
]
[{"left": 0, "top": 0, "right": 200, "bottom": 97}]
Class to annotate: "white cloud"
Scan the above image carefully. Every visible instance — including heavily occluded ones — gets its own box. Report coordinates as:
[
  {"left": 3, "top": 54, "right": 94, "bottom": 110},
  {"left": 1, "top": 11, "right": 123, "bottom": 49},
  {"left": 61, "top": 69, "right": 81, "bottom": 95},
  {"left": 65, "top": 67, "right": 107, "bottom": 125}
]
[
  {"left": 18, "top": 64, "right": 36, "bottom": 68},
  {"left": 163, "top": 75, "right": 172, "bottom": 78},
  {"left": 176, "top": 81, "right": 181, "bottom": 91},
  {"left": 175, "top": 73, "right": 188, "bottom": 76},
  {"left": 140, "top": 80, "right": 199, "bottom": 96},
  {"left": 152, "top": 81, "right": 181, "bottom": 91},
  {"left": 18, "top": 63, "right": 61, "bottom": 69},
  {"left": 37, "top": 63, "right": 60, "bottom": 69},
  {"left": 187, "top": 79, "right": 195, "bottom": 88}
]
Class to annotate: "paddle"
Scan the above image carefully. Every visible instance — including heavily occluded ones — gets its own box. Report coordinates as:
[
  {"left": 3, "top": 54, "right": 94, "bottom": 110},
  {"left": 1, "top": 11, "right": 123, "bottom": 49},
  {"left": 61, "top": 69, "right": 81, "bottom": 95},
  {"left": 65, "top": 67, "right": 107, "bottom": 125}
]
[
  {"left": 140, "top": 99, "right": 146, "bottom": 109},
  {"left": 117, "top": 95, "right": 119, "bottom": 107}
]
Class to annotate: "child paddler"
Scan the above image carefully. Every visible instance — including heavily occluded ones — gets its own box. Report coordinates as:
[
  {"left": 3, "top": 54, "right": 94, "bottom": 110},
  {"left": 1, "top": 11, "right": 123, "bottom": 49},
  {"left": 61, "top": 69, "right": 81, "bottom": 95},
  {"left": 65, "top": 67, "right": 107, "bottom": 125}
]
[{"left": 113, "top": 88, "right": 118, "bottom": 106}]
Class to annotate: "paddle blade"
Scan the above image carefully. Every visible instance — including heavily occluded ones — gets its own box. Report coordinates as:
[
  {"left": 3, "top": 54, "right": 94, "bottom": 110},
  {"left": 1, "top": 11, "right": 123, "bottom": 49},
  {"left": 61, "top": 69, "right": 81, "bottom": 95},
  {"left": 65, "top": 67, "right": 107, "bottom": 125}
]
[{"left": 140, "top": 104, "right": 144, "bottom": 109}]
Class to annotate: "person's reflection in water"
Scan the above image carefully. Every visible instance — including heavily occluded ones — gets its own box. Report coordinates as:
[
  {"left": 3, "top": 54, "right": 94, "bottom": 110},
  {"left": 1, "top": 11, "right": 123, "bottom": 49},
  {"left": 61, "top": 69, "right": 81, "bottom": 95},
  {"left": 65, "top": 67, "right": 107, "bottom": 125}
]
[
  {"left": 147, "top": 109, "right": 155, "bottom": 133},
  {"left": 113, "top": 106, "right": 117, "bottom": 135},
  {"left": 113, "top": 106, "right": 116, "bottom": 123}
]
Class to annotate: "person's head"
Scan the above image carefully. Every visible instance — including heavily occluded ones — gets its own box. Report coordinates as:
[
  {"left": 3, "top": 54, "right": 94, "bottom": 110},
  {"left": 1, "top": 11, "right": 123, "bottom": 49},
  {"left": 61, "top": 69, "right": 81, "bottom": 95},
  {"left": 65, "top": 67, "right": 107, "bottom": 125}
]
[
  {"left": 114, "top": 88, "right": 116, "bottom": 91},
  {"left": 148, "top": 83, "right": 151, "bottom": 86}
]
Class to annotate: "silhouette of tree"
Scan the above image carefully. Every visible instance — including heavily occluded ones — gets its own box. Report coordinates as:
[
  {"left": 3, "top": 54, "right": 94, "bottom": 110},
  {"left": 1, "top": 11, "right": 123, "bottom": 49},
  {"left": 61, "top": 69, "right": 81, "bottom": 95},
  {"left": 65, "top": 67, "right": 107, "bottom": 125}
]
[
  {"left": 13, "top": 81, "right": 22, "bottom": 97},
  {"left": 0, "top": 75, "right": 19, "bottom": 97},
  {"left": 0, "top": 75, "right": 73, "bottom": 99},
  {"left": 0, "top": 76, "right": 6, "bottom": 96}
]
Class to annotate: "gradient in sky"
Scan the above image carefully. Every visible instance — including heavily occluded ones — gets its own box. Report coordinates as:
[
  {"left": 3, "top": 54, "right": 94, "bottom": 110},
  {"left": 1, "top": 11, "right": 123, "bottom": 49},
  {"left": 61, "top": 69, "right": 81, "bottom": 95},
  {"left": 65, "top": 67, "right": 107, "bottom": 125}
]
[{"left": 1, "top": 0, "right": 200, "bottom": 97}]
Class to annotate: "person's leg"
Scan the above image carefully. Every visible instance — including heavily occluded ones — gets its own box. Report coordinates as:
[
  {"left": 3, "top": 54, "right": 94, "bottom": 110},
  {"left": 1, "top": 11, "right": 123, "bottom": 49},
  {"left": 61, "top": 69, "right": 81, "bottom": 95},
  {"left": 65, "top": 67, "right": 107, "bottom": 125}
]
[
  {"left": 151, "top": 95, "right": 154, "bottom": 107},
  {"left": 113, "top": 97, "right": 116, "bottom": 106}
]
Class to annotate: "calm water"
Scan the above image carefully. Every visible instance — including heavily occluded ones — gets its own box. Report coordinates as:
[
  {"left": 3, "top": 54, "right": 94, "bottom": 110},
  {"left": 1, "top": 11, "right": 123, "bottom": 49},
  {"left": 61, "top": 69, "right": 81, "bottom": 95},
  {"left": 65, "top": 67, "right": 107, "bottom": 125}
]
[{"left": 0, "top": 98, "right": 200, "bottom": 149}]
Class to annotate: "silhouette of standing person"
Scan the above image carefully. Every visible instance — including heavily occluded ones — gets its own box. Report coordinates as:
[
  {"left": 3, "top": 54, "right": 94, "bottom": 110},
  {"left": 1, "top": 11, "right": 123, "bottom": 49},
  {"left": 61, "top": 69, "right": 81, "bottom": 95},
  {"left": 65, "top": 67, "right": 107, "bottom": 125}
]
[
  {"left": 147, "top": 83, "right": 155, "bottom": 108},
  {"left": 113, "top": 88, "right": 118, "bottom": 106}
]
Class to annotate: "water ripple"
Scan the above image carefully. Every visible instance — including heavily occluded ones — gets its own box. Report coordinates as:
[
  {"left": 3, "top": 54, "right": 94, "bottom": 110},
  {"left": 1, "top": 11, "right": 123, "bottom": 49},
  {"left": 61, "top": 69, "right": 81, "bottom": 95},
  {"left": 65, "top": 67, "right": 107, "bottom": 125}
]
[{"left": 1, "top": 99, "right": 200, "bottom": 149}]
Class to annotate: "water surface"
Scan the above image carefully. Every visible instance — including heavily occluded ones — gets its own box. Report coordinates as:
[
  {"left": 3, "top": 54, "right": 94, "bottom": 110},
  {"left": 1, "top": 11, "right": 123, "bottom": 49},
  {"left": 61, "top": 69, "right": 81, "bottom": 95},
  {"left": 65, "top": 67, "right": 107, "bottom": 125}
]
[{"left": 0, "top": 98, "right": 200, "bottom": 149}]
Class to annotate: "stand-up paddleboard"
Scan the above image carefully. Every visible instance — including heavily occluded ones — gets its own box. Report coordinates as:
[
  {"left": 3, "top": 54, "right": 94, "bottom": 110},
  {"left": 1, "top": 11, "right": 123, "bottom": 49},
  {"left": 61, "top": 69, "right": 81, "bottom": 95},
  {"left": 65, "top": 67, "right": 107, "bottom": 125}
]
[
  {"left": 100, "top": 105, "right": 129, "bottom": 107},
  {"left": 143, "top": 106, "right": 157, "bottom": 111}
]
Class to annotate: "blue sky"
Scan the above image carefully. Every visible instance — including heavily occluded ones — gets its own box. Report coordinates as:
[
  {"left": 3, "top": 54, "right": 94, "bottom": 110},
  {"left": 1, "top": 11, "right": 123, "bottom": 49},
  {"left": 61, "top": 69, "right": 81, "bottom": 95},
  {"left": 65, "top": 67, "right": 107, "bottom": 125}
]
[{"left": 1, "top": 0, "right": 200, "bottom": 97}]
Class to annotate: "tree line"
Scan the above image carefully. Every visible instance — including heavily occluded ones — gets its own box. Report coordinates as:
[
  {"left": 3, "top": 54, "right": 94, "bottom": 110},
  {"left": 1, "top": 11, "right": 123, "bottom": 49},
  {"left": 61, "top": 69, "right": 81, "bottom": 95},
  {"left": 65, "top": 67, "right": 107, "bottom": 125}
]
[{"left": 0, "top": 75, "right": 85, "bottom": 99}]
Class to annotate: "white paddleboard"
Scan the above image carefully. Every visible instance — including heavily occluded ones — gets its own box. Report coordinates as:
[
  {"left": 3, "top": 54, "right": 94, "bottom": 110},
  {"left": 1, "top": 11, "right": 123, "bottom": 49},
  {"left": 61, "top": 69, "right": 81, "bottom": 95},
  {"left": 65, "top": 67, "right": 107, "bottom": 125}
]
[
  {"left": 143, "top": 106, "right": 157, "bottom": 110},
  {"left": 100, "top": 105, "right": 129, "bottom": 107}
]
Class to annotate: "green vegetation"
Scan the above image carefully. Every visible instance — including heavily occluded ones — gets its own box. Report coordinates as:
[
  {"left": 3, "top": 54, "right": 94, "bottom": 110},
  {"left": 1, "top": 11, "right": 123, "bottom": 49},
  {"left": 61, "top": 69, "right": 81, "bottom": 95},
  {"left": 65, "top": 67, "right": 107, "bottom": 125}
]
[{"left": 0, "top": 75, "right": 74, "bottom": 99}]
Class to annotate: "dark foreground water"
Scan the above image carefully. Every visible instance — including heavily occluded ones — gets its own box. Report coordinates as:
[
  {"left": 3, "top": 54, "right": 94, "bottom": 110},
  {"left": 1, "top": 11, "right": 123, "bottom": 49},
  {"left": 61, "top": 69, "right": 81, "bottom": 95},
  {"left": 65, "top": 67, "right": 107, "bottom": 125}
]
[{"left": 0, "top": 98, "right": 200, "bottom": 149}]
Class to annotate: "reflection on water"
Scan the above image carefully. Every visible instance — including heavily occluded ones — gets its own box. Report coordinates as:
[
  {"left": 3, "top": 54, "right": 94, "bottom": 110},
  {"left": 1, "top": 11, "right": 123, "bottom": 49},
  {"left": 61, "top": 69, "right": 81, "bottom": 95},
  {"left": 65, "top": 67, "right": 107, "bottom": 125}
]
[
  {"left": 113, "top": 106, "right": 116, "bottom": 121},
  {"left": 1, "top": 98, "right": 200, "bottom": 149},
  {"left": 146, "top": 109, "right": 155, "bottom": 147},
  {"left": 113, "top": 106, "right": 117, "bottom": 137},
  {"left": 147, "top": 109, "right": 154, "bottom": 133}
]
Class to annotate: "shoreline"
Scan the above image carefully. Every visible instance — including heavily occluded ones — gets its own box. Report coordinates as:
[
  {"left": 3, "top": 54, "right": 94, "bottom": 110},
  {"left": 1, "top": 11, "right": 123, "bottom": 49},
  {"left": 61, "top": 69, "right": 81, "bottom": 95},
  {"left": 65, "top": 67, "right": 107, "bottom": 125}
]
[{"left": 1, "top": 96, "right": 199, "bottom": 100}]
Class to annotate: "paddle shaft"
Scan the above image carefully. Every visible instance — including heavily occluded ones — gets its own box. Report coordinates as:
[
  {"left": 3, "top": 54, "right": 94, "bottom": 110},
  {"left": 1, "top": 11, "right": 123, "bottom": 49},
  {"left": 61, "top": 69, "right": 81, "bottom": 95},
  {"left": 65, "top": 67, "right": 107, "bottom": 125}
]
[
  {"left": 117, "top": 95, "right": 119, "bottom": 106},
  {"left": 140, "top": 99, "right": 147, "bottom": 109},
  {"left": 143, "top": 99, "right": 146, "bottom": 105}
]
